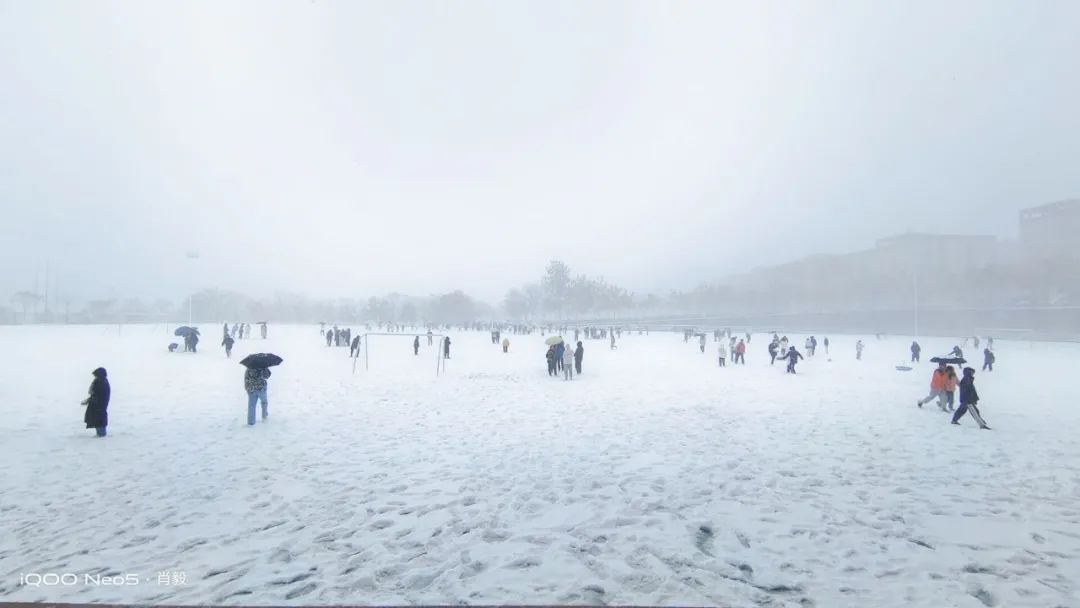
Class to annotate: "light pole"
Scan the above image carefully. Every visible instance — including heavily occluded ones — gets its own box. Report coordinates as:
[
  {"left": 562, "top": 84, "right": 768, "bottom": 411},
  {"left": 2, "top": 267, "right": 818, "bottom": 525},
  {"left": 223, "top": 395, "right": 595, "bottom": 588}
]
[{"left": 186, "top": 251, "right": 200, "bottom": 325}]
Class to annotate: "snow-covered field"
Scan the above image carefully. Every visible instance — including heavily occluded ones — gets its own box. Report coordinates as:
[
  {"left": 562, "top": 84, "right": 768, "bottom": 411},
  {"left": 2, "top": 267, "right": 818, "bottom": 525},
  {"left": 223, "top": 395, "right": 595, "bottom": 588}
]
[{"left": 1, "top": 325, "right": 1078, "bottom": 607}]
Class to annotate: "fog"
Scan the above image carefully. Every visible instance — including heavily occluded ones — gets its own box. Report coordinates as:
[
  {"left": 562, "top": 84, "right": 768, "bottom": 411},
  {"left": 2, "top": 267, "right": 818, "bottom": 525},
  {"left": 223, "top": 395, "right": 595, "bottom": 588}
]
[{"left": 2, "top": 0, "right": 1078, "bottom": 308}]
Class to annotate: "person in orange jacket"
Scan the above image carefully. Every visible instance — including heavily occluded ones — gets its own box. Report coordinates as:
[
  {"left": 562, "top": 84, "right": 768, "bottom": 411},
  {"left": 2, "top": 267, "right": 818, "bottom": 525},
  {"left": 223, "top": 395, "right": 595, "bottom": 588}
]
[
  {"left": 917, "top": 362, "right": 948, "bottom": 409},
  {"left": 942, "top": 365, "right": 959, "bottom": 412}
]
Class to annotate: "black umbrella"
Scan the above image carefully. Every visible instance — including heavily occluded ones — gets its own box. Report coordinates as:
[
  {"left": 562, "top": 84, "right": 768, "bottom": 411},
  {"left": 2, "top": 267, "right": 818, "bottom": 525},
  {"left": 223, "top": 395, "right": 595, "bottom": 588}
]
[
  {"left": 239, "top": 353, "right": 284, "bottom": 369},
  {"left": 174, "top": 326, "right": 199, "bottom": 337},
  {"left": 930, "top": 356, "right": 966, "bottom": 365}
]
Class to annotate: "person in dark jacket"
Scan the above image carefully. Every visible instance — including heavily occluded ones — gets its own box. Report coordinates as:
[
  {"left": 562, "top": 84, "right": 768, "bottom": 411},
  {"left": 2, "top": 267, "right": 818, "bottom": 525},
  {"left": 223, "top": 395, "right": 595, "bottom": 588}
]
[
  {"left": 350, "top": 335, "right": 361, "bottom": 357},
  {"left": 244, "top": 367, "right": 271, "bottom": 425},
  {"left": 545, "top": 345, "right": 557, "bottom": 376},
  {"left": 952, "top": 367, "right": 989, "bottom": 429},
  {"left": 950, "top": 345, "right": 963, "bottom": 360},
  {"left": 326, "top": 328, "right": 334, "bottom": 347},
  {"left": 554, "top": 341, "right": 565, "bottom": 371},
  {"left": 222, "top": 333, "right": 235, "bottom": 358},
  {"left": 910, "top": 341, "right": 921, "bottom": 362},
  {"left": 780, "top": 346, "right": 803, "bottom": 374},
  {"left": 81, "top": 367, "right": 110, "bottom": 437},
  {"left": 190, "top": 332, "right": 199, "bottom": 353},
  {"left": 574, "top": 341, "right": 584, "bottom": 374},
  {"left": 413, "top": 336, "right": 420, "bottom": 355},
  {"left": 443, "top": 337, "right": 451, "bottom": 359},
  {"left": 768, "top": 340, "right": 779, "bottom": 365},
  {"left": 982, "top": 348, "right": 995, "bottom": 371}
]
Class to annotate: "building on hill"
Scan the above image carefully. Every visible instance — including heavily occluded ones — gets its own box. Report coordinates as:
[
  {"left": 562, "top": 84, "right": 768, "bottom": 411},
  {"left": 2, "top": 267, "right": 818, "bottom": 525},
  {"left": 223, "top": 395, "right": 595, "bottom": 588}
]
[{"left": 1020, "top": 199, "right": 1080, "bottom": 261}]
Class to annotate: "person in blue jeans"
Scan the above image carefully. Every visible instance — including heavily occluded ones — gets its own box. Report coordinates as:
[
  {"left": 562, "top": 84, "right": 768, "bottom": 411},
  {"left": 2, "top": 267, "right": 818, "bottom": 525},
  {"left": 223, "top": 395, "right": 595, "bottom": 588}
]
[{"left": 244, "top": 367, "right": 271, "bottom": 425}]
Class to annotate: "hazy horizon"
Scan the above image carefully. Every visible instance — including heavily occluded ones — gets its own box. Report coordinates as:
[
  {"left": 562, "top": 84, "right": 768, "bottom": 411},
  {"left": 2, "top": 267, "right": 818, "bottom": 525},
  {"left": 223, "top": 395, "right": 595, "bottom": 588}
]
[{"left": 2, "top": 0, "right": 1079, "bottom": 305}]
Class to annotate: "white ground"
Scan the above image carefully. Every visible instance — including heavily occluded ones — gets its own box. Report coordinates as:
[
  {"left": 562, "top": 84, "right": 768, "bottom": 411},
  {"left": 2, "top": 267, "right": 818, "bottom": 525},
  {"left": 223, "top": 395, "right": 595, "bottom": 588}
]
[{"left": 1, "top": 325, "right": 1078, "bottom": 607}]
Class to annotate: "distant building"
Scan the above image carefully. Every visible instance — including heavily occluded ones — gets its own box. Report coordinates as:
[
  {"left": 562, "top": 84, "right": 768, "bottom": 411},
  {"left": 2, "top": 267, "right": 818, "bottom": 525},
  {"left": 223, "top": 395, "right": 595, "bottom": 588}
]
[
  {"left": 1020, "top": 199, "right": 1080, "bottom": 260},
  {"left": 873, "top": 232, "right": 999, "bottom": 271}
]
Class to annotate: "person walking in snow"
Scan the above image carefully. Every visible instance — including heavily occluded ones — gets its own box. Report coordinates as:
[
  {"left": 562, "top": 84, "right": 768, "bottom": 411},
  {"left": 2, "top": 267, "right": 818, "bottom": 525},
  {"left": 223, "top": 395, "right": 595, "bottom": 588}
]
[
  {"left": 942, "top": 365, "right": 958, "bottom": 412},
  {"left": 427, "top": 329, "right": 433, "bottom": 346},
  {"left": 823, "top": 336, "right": 830, "bottom": 355},
  {"left": 326, "top": 328, "right": 333, "bottom": 347},
  {"left": 554, "top": 341, "right": 565, "bottom": 371},
  {"left": 502, "top": 337, "right": 510, "bottom": 353},
  {"left": 911, "top": 341, "right": 921, "bottom": 363},
  {"left": 917, "top": 362, "right": 948, "bottom": 409},
  {"left": 244, "top": 366, "right": 271, "bottom": 425},
  {"left": 413, "top": 336, "right": 420, "bottom": 355},
  {"left": 952, "top": 367, "right": 990, "bottom": 429},
  {"left": 768, "top": 340, "right": 779, "bottom": 365},
  {"left": 734, "top": 339, "right": 746, "bottom": 364},
  {"left": 810, "top": 336, "right": 817, "bottom": 356},
  {"left": 574, "top": 341, "right": 584, "bottom": 374},
  {"left": 982, "top": 348, "right": 995, "bottom": 371},
  {"left": 780, "top": 346, "right": 803, "bottom": 374},
  {"left": 545, "top": 345, "right": 557, "bottom": 376},
  {"left": 610, "top": 332, "right": 616, "bottom": 350},
  {"left": 443, "top": 336, "right": 451, "bottom": 359},
  {"left": 260, "top": 322, "right": 267, "bottom": 339},
  {"left": 699, "top": 334, "right": 706, "bottom": 353},
  {"left": 350, "top": 335, "right": 361, "bottom": 358},
  {"left": 855, "top": 340, "right": 864, "bottom": 360},
  {"left": 563, "top": 343, "right": 574, "bottom": 380},
  {"left": 780, "top": 336, "right": 789, "bottom": 353},
  {"left": 950, "top": 345, "right": 964, "bottom": 360},
  {"left": 81, "top": 367, "right": 110, "bottom": 437},
  {"left": 717, "top": 341, "right": 727, "bottom": 367},
  {"left": 222, "top": 332, "right": 235, "bottom": 358}
]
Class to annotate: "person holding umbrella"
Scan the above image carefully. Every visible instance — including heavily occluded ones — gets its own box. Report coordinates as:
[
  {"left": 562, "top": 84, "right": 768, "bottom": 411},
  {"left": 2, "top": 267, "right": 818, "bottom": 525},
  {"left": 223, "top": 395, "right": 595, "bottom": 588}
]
[
  {"left": 240, "top": 353, "right": 281, "bottom": 425},
  {"left": 80, "top": 367, "right": 110, "bottom": 437}
]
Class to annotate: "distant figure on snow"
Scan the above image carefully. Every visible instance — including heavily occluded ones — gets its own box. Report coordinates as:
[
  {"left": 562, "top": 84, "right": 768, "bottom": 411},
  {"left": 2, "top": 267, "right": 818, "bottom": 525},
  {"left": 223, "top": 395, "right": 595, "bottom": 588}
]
[
  {"left": 81, "top": 367, "right": 110, "bottom": 438},
  {"left": 982, "top": 348, "right": 995, "bottom": 371},
  {"left": 950, "top": 345, "right": 964, "bottom": 360},
  {"left": 943, "top": 365, "right": 958, "bottom": 412},
  {"left": 563, "top": 343, "right": 574, "bottom": 380},
  {"left": 699, "top": 334, "right": 706, "bottom": 353},
  {"left": 717, "top": 342, "right": 727, "bottom": 367},
  {"left": 734, "top": 339, "right": 746, "bottom": 364},
  {"left": 427, "top": 330, "right": 433, "bottom": 346},
  {"left": 952, "top": 368, "right": 989, "bottom": 429},
  {"left": 443, "top": 337, "right": 451, "bottom": 359},
  {"left": 260, "top": 323, "right": 267, "bottom": 339},
  {"left": 502, "top": 337, "right": 510, "bottom": 353},
  {"left": 574, "top": 341, "right": 583, "bottom": 374},
  {"left": 610, "top": 333, "right": 616, "bottom": 350},
  {"left": 855, "top": 340, "right": 864, "bottom": 360},
  {"left": 244, "top": 367, "right": 271, "bottom": 425},
  {"left": 546, "top": 345, "right": 557, "bottom": 376},
  {"left": 768, "top": 340, "right": 779, "bottom": 365},
  {"left": 350, "top": 335, "right": 361, "bottom": 358},
  {"left": 413, "top": 336, "right": 420, "bottom": 356},
  {"left": 911, "top": 341, "right": 921, "bottom": 363},
  {"left": 823, "top": 337, "right": 830, "bottom": 355},
  {"left": 326, "top": 329, "right": 333, "bottom": 347},
  {"left": 222, "top": 333, "right": 235, "bottom": 358}
]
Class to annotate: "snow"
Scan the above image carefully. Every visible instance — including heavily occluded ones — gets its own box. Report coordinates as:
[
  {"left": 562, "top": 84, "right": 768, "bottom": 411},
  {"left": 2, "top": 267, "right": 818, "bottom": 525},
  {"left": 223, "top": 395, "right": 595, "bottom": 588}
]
[{"left": 1, "top": 325, "right": 1078, "bottom": 607}]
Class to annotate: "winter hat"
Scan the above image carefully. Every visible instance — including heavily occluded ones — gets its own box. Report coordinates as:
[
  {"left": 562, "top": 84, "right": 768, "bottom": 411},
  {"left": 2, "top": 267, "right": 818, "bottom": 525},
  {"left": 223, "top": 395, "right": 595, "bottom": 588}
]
[
  {"left": 963, "top": 367, "right": 975, "bottom": 376},
  {"left": 92, "top": 367, "right": 107, "bottom": 378}
]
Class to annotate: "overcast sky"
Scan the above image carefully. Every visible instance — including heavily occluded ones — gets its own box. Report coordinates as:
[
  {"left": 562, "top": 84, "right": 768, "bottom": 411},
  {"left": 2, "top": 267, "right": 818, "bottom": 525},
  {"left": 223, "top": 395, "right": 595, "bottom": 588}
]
[{"left": 1, "top": 0, "right": 1078, "bottom": 305}]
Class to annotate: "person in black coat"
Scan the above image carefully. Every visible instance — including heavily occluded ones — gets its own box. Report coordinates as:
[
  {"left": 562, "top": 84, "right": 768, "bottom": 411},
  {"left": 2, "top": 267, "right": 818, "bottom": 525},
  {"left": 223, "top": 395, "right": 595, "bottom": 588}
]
[
  {"left": 574, "top": 341, "right": 584, "bottom": 374},
  {"left": 952, "top": 367, "right": 989, "bottom": 429},
  {"left": 982, "top": 348, "right": 995, "bottom": 371},
  {"left": 413, "top": 336, "right": 420, "bottom": 355},
  {"left": 910, "top": 341, "right": 921, "bottom": 362},
  {"left": 443, "top": 337, "right": 451, "bottom": 359},
  {"left": 780, "top": 346, "right": 803, "bottom": 374},
  {"left": 81, "top": 367, "right": 110, "bottom": 437},
  {"left": 768, "top": 340, "right": 779, "bottom": 365}
]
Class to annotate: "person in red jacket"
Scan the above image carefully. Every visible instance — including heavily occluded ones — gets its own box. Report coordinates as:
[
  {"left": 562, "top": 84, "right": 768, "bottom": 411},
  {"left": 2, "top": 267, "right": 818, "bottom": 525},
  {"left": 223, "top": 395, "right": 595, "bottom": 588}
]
[
  {"left": 917, "top": 363, "right": 948, "bottom": 409},
  {"left": 734, "top": 339, "right": 747, "bottom": 364}
]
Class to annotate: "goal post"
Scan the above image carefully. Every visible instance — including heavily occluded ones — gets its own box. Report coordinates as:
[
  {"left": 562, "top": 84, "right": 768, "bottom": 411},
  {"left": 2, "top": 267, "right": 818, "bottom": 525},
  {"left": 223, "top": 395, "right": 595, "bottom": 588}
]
[{"left": 352, "top": 332, "right": 446, "bottom": 376}]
